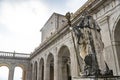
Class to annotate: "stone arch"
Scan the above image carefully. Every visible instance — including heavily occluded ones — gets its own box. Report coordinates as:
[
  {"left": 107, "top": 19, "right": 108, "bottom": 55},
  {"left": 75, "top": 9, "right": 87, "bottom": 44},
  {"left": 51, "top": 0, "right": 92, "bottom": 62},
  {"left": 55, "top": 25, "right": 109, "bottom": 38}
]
[
  {"left": 58, "top": 45, "right": 71, "bottom": 80},
  {"left": 0, "top": 63, "right": 10, "bottom": 68},
  {"left": 39, "top": 58, "right": 44, "bottom": 80},
  {"left": 14, "top": 64, "right": 26, "bottom": 70},
  {"left": 0, "top": 63, "right": 9, "bottom": 80},
  {"left": 14, "top": 64, "right": 26, "bottom": 80},
  {"left": 112, "top": 14, "right": 120, "bottom": 35},
  {"left": 112, "top": 14, "right": 120, "bottom": 73},
  {"left": 13, "top": 66, "right": 24, "bottom": 80},
  {"left": 46, "top": 53, "right": 54, "bottom": 80}
]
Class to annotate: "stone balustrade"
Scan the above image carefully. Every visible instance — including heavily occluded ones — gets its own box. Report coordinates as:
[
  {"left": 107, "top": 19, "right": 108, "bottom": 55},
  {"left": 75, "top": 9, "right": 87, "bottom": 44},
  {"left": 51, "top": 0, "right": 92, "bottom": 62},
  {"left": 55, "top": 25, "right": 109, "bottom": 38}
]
[{"left": 0, "top": 51, "right": 30, "bottom": 58}]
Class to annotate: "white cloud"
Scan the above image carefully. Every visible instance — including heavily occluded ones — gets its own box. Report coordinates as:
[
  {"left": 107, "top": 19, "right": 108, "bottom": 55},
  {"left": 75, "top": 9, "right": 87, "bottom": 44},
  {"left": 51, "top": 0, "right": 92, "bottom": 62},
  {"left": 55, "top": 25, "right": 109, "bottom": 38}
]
[
  {"left": 0, "top": 1, "right": 48, "bottom": 31},
  {"left": 0, "top": 0, "right": 49, "bottom": 53},
  {"left": 66, "top": 0, "right": 88, "bottom": 13},
  {"left": 0, "top": 0, "right": 88, "bottom": 79},
  {"left": 0, "top": 0, "right": 88, "bottom": 53}
]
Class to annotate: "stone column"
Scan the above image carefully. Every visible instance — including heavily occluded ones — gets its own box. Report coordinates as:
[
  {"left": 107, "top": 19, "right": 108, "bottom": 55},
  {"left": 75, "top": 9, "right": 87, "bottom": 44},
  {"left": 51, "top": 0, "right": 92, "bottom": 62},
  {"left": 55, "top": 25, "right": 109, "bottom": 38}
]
[
  {"left": 23, "top": 70, "right": 26, "bottom": 80},
  {"left": 39, "top": 65, "right": 41, "bottom": 80},
  {"left": 44, "top": 58, "right": 47, "bottom": 80},
  {"left": 58, "top": 57, "right": 63, "bottom": 80},
  {"left": 37, "top": 63, "right": 40, "bottom": 80},
  {"left": 8, "top": 66, "right": 14, "bottom": 80},
  {"left": 54, "top": 54, "right": 58, "bottom": 80},
  {"left": 32, "top": 64, "right": 34, "bottom": 80}
]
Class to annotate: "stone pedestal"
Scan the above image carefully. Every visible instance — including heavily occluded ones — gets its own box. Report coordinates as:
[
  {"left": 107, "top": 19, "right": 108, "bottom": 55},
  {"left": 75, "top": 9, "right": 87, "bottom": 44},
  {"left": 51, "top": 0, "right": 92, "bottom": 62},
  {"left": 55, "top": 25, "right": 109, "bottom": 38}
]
[{"left": 73, "top": 76, "right": 120, "bottom": 80}]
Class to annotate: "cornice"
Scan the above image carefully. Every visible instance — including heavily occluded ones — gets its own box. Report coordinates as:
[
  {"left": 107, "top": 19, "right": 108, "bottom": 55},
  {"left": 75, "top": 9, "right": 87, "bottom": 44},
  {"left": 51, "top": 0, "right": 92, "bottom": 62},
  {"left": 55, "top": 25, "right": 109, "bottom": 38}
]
[
  {"left": 30, "top": 24, "right": 70, "bottom": 58},
  {"left": 71, "top": 0, "right": 107, "bottom": 22}
]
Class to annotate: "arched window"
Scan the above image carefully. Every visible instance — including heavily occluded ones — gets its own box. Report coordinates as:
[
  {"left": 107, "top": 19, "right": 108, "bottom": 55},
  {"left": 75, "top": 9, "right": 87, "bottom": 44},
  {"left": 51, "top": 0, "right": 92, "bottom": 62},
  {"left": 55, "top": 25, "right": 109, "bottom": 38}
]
[
  {"left": 0, "top": 66, "right": 9, "bottom": 80},
  {"left": 13, "top": 67, "right": 23, "bottom": 80}
]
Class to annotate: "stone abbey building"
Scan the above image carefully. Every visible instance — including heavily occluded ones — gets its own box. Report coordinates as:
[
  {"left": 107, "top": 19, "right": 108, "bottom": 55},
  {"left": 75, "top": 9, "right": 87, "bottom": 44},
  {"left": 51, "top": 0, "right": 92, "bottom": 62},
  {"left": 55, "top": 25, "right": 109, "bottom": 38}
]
[{"left": 0, "top": 0, "right": 120, "bottom": 80}]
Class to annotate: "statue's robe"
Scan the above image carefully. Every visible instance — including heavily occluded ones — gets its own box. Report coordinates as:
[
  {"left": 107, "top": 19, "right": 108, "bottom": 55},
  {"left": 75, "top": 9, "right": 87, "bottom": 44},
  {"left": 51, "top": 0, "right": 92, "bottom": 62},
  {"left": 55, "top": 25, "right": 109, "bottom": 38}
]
[{"left": 78, "top": 15, "right": 106, "bottom": 74}]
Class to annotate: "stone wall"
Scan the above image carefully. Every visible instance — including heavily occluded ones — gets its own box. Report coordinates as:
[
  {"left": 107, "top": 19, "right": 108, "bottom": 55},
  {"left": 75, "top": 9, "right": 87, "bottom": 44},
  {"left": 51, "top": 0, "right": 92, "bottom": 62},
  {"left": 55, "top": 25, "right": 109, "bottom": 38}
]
[{"left": 40, "top": 13, "right": 67, "bottom": 42}]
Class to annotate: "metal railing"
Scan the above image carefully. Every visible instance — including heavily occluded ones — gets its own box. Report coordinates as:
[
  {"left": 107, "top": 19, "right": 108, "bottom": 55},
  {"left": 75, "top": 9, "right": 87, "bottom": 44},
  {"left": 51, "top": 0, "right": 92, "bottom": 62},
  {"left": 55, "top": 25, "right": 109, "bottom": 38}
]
[{"left": 0, "top": 51, "right": 30, "bottom": 58}]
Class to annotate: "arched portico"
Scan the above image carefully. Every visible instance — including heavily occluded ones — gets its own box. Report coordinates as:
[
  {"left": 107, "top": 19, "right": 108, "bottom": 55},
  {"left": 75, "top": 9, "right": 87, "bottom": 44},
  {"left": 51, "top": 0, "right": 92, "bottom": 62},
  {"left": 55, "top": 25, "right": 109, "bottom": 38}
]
[
  {"left": 58, "top": 45, "right": 71, "bottom": 80},
  {"left": 0, "top": 52, "right": 30, "bottom": 80}
]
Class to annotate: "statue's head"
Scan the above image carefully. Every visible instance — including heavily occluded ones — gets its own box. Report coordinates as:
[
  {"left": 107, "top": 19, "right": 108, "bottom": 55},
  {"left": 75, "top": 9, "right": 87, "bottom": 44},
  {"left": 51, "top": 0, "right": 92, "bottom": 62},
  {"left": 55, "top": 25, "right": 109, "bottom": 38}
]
[{"left": 65, "top": 12, "right": 71, "bottom": 20}]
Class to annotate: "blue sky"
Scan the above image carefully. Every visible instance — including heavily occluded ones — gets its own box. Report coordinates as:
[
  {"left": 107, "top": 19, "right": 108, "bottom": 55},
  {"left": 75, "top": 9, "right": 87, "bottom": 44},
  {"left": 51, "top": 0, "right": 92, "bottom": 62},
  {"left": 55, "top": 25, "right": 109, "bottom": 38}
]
[{"left": 0, "top": 0, "right": 88, "bottom": 53}]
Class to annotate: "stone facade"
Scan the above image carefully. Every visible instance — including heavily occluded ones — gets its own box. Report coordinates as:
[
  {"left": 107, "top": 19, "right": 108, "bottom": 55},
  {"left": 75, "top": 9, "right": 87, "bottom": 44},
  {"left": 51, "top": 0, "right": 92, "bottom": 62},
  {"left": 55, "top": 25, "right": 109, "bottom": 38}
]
[{"left": 0, "top": 0, "right": 120, "bottom": 80}]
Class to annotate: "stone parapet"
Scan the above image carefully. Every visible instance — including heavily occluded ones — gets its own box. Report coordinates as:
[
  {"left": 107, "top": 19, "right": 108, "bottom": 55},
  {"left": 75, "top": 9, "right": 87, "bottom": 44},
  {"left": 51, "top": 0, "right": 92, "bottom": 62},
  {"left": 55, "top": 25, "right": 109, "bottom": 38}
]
[{"left": 0, "top": 51, "right": 30, "bottom": 59}]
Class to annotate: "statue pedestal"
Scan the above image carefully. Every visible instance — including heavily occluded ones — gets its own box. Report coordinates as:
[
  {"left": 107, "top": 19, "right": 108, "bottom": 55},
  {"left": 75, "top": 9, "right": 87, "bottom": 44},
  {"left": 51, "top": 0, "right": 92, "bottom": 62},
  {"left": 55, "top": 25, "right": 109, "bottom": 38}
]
[{"left": 73, "top": 76, "right": 120, "bottom": 80}]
